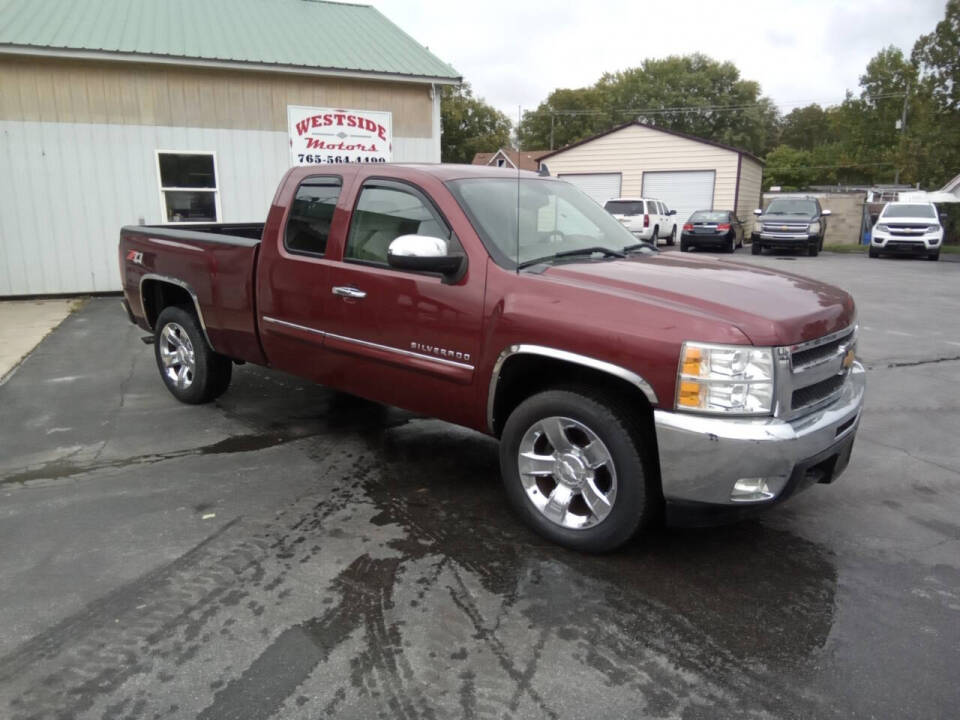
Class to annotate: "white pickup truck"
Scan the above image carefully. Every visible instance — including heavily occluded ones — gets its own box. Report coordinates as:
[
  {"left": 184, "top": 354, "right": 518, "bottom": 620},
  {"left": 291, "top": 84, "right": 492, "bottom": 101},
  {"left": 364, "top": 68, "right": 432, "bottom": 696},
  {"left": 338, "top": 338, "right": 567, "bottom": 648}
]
[{"left": 870, "top": 201, "right": 944, "bottom": 261}]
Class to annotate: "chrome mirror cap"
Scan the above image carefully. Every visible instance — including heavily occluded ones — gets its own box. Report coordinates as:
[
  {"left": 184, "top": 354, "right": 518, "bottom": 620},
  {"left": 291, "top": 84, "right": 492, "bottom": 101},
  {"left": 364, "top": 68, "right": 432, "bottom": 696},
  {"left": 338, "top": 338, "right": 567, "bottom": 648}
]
[{"left": 387, "top": 234, "right": 448, "bottom": 258}]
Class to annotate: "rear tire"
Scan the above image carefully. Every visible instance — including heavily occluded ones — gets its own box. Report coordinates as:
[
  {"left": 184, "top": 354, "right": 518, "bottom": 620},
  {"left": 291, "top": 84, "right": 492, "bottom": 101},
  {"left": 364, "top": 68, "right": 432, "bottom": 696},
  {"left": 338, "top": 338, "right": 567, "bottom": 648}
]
[
  {"left": 751, "top": 241, "right": 761, "bottom": 255},
  {"left": 154, "top": 306, "right": 232, "bottom": 404},
  {"left": 499, "top": 388, "right": 657, "bottom": 552},
  {"left": 680, "top": 240, "right": 689, "bottom": 252},
  {"left": 652, "top": 226, "right": 659, "bottom": 245},
  {"left": 726, "top": 236, "right": 736, "bottom": 253}
]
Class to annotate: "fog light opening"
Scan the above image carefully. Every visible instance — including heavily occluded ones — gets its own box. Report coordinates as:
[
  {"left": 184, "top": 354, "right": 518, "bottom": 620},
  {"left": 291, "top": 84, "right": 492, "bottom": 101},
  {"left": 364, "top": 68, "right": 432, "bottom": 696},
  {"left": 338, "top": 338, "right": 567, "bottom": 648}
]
[{"left": 731, "top": 477, "right": 779, "bottom": 502}]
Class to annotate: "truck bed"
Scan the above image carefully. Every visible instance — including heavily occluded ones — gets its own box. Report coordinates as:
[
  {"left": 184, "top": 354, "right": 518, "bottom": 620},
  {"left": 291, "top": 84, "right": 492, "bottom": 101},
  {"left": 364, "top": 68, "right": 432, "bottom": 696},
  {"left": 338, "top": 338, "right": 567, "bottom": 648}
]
[{"left": 119, "top": 223, "right": 267, "bottom": 365}]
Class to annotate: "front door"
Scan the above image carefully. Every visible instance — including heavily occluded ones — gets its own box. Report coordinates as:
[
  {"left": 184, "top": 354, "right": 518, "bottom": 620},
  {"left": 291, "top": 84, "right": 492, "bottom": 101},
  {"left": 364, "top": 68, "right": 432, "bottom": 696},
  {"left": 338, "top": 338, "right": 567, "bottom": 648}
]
[{"left": 322, "top": 178, "right": 485, "bottom": 428}]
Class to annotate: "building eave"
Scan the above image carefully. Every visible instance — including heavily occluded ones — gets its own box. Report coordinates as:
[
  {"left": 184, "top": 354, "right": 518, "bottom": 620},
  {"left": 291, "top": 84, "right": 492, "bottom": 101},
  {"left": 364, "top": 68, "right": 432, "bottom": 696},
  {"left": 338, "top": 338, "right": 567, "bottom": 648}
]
[{"left": 0, "top": 45, "right": 463, "bottom": 85}]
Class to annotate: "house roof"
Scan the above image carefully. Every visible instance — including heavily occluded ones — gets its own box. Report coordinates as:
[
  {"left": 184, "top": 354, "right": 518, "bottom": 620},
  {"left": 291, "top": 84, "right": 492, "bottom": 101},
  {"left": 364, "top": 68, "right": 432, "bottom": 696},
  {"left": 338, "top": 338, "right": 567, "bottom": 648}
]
[
  {"left": 472, "top": 147, "right": 550, "bottom": 171},
  {"left": 0, "top": 0, "right": 460, "bottom": 82},
  {"left": 538, "top": 121, "right": 764, "bottom": 165}
]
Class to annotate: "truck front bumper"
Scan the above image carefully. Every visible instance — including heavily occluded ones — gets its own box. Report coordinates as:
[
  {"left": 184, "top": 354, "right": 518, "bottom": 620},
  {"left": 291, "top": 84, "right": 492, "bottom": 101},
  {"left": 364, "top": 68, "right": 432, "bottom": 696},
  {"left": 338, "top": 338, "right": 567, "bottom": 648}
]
[
  {"left": 653, "top": 362, "right": 865, "bottom": 522},
  {"left": 751, "top": 232, "right": 817, "bottom": 248}
]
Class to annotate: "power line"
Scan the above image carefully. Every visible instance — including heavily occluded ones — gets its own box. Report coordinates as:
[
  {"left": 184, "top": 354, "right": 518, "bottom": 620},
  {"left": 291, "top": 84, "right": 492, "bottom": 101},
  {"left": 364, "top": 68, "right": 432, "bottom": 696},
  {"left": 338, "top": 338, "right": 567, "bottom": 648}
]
[{"left": 765, "top": 161, "right": 895, "bottom": 170}]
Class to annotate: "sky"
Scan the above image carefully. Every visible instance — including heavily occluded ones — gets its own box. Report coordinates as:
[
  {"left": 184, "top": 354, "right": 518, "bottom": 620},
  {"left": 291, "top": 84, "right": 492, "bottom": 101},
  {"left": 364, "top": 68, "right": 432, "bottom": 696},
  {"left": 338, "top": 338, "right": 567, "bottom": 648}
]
[{"left": 371, "top": 0, "right": 946, "bottom": 125}]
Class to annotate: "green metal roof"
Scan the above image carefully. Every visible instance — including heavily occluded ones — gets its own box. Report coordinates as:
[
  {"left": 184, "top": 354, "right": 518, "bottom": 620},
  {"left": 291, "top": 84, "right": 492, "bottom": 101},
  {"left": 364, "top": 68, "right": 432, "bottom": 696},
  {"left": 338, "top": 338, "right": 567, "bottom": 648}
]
[{"left": 0, "top": 0, "right": 460, "bottom": 81}]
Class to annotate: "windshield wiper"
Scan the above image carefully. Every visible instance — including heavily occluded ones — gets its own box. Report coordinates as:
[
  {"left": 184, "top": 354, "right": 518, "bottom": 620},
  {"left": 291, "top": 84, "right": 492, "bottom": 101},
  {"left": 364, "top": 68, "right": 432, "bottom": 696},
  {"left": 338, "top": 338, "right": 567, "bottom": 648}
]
[
  {"left": 517, "top": 246, "right": 625, "bottom": 269},
  {"left": 622, "top": 241, "right": 659, "bottom": 254}
]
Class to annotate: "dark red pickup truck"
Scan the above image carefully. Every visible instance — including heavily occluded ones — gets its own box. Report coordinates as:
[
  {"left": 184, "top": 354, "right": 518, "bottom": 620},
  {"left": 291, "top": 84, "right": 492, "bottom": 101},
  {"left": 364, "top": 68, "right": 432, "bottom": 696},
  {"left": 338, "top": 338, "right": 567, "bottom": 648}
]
[{"left": 120, "top": 163, "right": 865, "bottom": 551}]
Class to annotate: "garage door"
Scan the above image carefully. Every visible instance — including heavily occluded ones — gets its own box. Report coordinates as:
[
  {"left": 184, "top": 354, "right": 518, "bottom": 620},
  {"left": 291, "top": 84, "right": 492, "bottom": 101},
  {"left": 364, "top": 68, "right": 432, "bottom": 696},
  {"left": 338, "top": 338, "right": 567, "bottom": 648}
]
[
  {"left": 641, "top": 170, "right": 716, "bottom": 225},
  {"left": 558, "top": 173, "right": 622, "bottom": 206}
]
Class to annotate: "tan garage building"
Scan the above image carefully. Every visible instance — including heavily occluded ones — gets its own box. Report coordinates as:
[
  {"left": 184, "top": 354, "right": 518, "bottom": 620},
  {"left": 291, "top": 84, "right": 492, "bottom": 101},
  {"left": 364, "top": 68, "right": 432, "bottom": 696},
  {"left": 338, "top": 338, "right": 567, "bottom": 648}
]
[
  {"left": 0, "top": 0, "right": 459, "bottom": 296},
  {"left": 538, "top": 121, "right": 764, "bottom": 230}
]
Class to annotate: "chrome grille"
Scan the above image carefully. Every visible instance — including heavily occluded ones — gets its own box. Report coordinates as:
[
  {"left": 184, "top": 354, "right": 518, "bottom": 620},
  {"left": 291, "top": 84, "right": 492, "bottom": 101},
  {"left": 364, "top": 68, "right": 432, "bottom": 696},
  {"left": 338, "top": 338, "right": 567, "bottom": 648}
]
[{"left": 777, "top": 325, "right": 856, "bottom": 419}]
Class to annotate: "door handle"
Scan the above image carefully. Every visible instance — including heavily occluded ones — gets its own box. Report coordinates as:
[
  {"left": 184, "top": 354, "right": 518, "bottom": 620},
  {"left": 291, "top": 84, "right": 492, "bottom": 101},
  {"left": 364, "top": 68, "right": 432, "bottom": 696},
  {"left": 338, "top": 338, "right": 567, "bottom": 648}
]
[{"left": 332, "top": 286, "right": 367, "bottom": 299}]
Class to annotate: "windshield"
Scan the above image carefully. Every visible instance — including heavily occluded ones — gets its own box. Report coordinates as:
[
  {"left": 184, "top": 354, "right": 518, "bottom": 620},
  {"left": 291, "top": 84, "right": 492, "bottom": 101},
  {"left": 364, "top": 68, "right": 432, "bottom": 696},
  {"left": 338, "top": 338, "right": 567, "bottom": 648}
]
[
  {"left": 765, "top": 198, "right": 818, "bottom": 216},
  {"left": 690, "top": 211, "right": 729, "bottom": 223},
  {"left": 882, "top": 204, "right": 937, "bottom": 219},
  {"left": 447, "top": 178, "right": 645, "bottom": 267},
  {"left": 604, "top": 200, "right": 644, "bottom": 216}
]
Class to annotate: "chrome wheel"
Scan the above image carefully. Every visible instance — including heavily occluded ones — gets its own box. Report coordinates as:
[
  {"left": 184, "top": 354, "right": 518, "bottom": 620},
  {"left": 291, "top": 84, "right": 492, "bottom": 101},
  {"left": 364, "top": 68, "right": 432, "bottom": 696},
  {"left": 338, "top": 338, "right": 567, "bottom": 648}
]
[
  {"left": 517, "top": 416, "right": 617, "bottom": 530},
  {"left": 159, "top": 322, "right": 196, "bottom": 390}
]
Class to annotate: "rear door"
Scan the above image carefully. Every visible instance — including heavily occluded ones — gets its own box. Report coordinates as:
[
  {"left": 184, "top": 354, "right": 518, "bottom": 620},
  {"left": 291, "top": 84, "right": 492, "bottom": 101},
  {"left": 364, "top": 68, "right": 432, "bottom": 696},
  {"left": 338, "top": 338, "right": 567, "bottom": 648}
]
[{"left": 321, "top": 178, "right": 486, "bottom": 427}]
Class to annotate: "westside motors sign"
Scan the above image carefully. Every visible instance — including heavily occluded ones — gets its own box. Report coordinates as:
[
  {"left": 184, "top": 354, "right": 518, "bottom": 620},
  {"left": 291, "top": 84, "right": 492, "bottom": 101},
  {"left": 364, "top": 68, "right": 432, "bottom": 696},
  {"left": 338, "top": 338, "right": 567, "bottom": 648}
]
[{"left": 287, "top": 105, "right": 393, "bottom": 166}]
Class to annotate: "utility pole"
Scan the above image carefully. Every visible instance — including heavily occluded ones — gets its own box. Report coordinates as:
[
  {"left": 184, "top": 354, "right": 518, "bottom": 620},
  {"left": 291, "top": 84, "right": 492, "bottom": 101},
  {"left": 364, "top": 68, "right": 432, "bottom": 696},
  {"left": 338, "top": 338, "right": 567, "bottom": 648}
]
[
  {"left": 550, "top": 112, "right": 555, "bottom": 151},
  {"left": 894, "top": 83, "right": 909, "bottom": 185}
]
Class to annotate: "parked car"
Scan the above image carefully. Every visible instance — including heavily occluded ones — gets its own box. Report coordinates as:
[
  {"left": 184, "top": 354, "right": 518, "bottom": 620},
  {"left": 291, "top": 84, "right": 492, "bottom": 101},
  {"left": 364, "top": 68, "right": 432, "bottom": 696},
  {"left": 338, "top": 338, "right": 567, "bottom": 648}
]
[
  {"left": 120, "top": 164, "right": 864, "bottom": 552},
  {"left": 751, "top": 196, "right": 831, "bottom": 256},
  {"left": 680, "top": 210, "right": 744, "bottom": 253},
  {"left": 869, "top": 201, "right": 943, "bottom": 261},
  {"left": 604, "top": 197, "right": 678, "bottom": 245}
]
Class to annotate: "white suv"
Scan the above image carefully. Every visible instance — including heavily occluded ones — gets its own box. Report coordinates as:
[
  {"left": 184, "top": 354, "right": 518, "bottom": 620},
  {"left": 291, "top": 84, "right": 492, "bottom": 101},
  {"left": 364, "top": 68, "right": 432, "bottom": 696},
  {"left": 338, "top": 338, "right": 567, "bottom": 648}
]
[
  {"left": 870, "top": 201, "right": 944, "bottom": 261},
  {"left": 604, "top": 198, "right": 678, "bottom": 245}
]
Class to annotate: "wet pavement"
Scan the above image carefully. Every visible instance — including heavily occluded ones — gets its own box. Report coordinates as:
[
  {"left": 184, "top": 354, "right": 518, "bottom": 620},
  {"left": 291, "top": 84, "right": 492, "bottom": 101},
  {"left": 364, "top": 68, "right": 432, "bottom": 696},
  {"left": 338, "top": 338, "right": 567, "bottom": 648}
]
[{"left": 1, "top": 253, "right": 959, "bottom": 719}]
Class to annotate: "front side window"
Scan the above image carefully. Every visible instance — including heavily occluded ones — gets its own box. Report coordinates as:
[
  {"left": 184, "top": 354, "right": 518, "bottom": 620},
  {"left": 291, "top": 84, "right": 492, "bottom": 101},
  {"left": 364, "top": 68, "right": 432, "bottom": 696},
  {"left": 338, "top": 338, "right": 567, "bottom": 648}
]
[
  {"left": 345, "top": 184, "right": 451, "bottom": 266},
  {"left": 157, "top": 152, "right": 219, "bottom": 223},
  {"left": 285, "top": 177, "right": 342, "bottom": 256},
  {"left": 447, "top": 177, "right": 642, "bottom": 268}
]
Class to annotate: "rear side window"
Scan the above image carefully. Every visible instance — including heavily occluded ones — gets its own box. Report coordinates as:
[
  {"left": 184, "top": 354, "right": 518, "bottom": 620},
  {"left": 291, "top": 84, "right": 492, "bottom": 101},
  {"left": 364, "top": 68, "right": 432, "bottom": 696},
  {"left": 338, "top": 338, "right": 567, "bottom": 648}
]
[
  {"left": 345, "top": 183, "right": 452, "bottom": 266},
  {"left": 646, "top": 200, "right": 658, "bottom": 214},
  {"left": 285, "top": 177, "right": 342, "bottom": 256}
]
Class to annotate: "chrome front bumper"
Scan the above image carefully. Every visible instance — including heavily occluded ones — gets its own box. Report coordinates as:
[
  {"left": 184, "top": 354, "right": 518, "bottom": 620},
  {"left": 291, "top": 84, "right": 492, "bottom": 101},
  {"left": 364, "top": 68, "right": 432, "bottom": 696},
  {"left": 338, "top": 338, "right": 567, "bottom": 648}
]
[{"left": 653, "top": 362, "right": 865, "bottom": 508}]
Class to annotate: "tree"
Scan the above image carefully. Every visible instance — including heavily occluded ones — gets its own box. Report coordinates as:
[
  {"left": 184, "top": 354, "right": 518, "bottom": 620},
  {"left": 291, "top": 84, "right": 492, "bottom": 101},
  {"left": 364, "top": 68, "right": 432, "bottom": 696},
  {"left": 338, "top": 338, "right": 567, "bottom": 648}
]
[
  {"left": 779, "top": 104, "right": 832, "bottom": 151},
  {"left": 440, "top": 83, "right": 512, "bottom": 164},
  {"left": 518, "top": 54, "right": 779, "bottom": 156},
  {"left": 762, "top": 145, "right": 814, "bottom": 190}
]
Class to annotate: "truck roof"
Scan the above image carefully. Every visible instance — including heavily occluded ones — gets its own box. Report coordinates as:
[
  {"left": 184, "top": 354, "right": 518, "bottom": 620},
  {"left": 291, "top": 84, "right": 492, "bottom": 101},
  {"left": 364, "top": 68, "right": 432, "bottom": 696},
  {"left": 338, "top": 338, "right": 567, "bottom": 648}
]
[{"left": 286, "top": 163, "right": 545, "bottom": 185}]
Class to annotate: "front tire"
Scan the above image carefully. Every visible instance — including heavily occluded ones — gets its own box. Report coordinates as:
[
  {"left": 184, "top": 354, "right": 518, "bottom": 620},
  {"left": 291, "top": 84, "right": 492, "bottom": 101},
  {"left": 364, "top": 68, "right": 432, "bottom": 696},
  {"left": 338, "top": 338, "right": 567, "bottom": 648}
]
[
  {"left": 499, "top": 388, "right": 657, "bottom": 552},
  {"left": 927, "top": 251, "right": 940, "bottom": 261},
  {"left": 808, "top": 241, "right": 819, "bottom": 257},
  {"left": 868, "top": 246, "right": 880, "bottom": 258},
  {"left": 667, "top": 227, "right": 676, "bottom": 246},
  {"left": 751, "top": 241, "right": 762, "bottom": 255},
  {"left": 154, "top": 306, "right": 232, "bottom": 404}
]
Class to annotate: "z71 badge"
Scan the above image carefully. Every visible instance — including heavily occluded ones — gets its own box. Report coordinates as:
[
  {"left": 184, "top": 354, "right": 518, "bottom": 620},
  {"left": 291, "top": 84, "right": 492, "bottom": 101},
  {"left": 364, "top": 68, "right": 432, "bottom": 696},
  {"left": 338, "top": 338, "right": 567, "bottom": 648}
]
[{"left": 126, "top": 250, "right": 144, "bottom": 265}]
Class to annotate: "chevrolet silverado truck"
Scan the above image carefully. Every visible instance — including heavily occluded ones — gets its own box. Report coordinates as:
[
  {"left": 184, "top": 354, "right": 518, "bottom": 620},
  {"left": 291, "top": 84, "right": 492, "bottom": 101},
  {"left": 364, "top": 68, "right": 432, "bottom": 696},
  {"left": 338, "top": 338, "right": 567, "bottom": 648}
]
[
  {"left": 120, "top": 164, "right": 865, "bottom": 552},
  {"left": 751, "top": 196, "right": 831, "bottom": 256}
]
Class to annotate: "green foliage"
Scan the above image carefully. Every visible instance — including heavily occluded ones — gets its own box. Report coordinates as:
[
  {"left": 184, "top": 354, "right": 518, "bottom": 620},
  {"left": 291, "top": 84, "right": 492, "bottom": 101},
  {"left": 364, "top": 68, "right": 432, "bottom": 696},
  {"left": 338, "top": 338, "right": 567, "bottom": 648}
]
[
  {"left": 440, "top": 83, "right": 512, "bottom": 164},
  {"left": 763, "top": 145, "right": 814, "bottom": 189},
  {"left": 779, "top": 104, "right": 832, "bottom": 151},
  {"left": 518, "top": 54, "right": 778, "bottom": 156}
]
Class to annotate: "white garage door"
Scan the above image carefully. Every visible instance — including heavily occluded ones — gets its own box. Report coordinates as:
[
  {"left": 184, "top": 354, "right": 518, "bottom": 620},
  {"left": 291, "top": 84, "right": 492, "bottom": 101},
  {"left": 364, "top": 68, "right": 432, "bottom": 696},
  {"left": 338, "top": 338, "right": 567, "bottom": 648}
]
[
  {"left": 558, "top": 173, "right": 622, "bottom": 206},
  {"left": 641, "top": 170, "right": 716, "bottom": 225}
]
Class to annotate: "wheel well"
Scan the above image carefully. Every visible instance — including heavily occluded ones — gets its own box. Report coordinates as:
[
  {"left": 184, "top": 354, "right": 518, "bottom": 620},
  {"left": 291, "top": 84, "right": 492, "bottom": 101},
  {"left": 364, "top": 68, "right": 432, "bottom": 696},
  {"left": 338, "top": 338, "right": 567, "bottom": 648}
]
[
  {"left": 141, "top": 279, "right": 194, "bottom": 330},
  {"left": 492, "top": 355, "right": 656, "bottom": 436}
]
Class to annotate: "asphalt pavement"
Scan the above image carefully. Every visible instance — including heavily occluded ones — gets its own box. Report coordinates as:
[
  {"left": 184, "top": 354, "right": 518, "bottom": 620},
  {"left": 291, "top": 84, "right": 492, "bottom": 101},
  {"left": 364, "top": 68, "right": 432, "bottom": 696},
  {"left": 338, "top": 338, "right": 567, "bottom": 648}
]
[{"left": 1, "top": 252, "right": 958, "bottom": 719}]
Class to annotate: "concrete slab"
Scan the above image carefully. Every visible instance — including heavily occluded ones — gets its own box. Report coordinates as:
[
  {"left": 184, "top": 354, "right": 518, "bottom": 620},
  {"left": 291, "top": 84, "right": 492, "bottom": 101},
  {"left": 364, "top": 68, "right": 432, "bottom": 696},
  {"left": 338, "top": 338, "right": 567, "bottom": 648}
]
[{"left": 0, "top": 299, "right": 82, "bottom": 382}]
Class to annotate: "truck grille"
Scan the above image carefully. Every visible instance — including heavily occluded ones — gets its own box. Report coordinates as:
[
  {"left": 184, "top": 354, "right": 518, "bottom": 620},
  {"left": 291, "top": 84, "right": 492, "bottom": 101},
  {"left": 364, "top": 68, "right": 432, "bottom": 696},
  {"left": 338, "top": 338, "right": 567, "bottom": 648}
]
[
  {"left": 888, "top": 223, "right": 929, "bottom": 236},
  {"left": 779, "top": 326, "right": 856, "bottom": 418}
]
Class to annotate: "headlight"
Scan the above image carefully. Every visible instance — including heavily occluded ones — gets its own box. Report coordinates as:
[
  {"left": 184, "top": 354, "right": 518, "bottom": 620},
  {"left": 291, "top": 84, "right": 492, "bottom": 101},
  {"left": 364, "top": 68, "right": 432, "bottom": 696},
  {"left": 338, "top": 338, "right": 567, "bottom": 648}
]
[
  {"left": 876, "top": 224, "right": 889, "bottom": 232},
  {"left": 927, "top": 225, "right": 941, "bottom": 233},
  {"left": 676, "top": 342, "right": 775, "bottom": 415},
  {"left": 808, "top": 221, "right": 821, "bottom": 234}
]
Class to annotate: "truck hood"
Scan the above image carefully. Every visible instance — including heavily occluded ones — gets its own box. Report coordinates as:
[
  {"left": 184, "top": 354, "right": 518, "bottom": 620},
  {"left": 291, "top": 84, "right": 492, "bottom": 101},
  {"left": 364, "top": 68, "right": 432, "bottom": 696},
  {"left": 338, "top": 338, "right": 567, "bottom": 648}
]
[{"left": 540, "top": 254, "right": 855, "bottom": 346}]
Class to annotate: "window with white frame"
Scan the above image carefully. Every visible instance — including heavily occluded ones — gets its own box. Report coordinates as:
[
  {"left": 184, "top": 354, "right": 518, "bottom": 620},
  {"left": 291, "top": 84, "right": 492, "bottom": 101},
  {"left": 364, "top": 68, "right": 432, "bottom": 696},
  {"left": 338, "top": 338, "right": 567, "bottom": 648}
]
[{"left": 156, "top": 151, "right": 221, "bottom": 223}]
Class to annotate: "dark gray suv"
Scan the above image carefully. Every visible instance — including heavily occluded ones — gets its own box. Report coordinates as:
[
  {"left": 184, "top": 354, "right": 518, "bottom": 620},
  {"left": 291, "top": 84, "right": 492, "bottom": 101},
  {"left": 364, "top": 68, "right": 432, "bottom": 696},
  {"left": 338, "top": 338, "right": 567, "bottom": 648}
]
[{"left": 751, "top": 196, "right": 831, "bottom": 256}]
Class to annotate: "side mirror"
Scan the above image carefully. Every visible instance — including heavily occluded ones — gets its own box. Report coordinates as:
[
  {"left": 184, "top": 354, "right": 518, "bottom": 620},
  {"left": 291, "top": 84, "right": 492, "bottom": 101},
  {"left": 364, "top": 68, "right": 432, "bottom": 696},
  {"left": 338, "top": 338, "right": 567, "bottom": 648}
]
[
  {"left": 387, "top": 235, "right": 464, "bottom": 277},
  {"left": 821, "top": 209, "right": 832, "bottom": 216},
  {"left": 753, "top": 209, "right": 763, "bottom": 216},
  {"left": 668, "top": 209, "right": 676, "bottom": 215},
  {"left": 538, "top": 163, "right": 550, "bottom": 177}
]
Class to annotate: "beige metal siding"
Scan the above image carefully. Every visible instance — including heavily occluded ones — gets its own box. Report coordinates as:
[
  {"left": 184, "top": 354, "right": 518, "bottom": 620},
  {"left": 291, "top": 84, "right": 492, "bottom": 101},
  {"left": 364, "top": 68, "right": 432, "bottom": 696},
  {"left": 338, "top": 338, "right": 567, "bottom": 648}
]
[
  {"left": 544, "top": 124, "right": 741, "bottom": 209},
  {"left": 736, "top": 156, "right": 764, "bottom": 233},
  {"left": 0, "top": 55, "right": 434, "bottom": 136}
]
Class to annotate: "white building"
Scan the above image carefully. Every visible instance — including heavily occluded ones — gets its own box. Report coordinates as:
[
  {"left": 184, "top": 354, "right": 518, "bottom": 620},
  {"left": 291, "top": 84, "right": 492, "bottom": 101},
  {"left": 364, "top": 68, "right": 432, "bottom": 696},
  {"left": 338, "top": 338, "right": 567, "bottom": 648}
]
[{"left": 0, "top": 0, "right": 459, "bottom": 296}]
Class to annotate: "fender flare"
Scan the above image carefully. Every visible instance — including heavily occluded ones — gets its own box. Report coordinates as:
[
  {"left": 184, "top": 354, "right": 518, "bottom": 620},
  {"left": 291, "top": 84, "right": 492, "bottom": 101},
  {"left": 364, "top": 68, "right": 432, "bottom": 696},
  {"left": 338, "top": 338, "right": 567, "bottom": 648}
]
[{"left": 486, "top": 344, "right": 659, "bottom": 433}]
